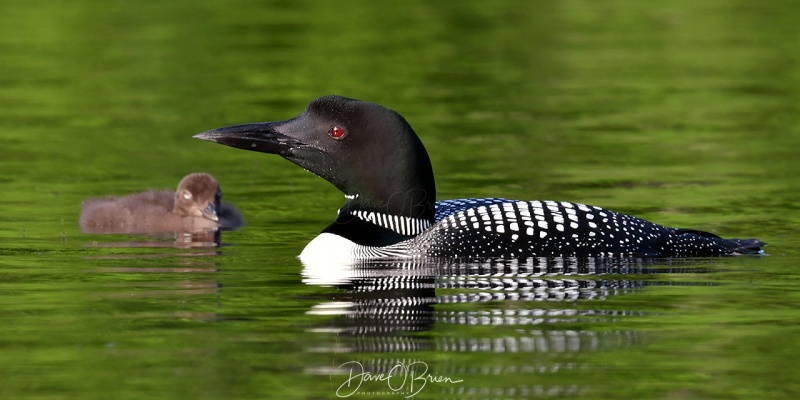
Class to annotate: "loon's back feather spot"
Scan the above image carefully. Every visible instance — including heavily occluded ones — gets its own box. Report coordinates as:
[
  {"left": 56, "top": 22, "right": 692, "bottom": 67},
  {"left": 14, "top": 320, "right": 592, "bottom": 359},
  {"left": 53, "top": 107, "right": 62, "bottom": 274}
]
[{"left": 194, "top": 96, "right": 765, "bottom": 259}]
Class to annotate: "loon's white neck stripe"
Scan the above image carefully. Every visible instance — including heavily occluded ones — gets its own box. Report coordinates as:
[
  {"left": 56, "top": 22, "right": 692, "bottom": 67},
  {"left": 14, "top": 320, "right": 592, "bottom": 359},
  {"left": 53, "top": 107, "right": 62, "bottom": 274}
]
[{"left": 349, "top": 210, "right": 431, "bottom": 236}]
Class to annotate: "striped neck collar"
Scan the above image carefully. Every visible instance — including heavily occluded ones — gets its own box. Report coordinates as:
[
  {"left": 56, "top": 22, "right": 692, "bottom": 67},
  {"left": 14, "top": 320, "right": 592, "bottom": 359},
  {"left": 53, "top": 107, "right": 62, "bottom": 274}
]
[{"left": 345, "top": 209, "right": 432, "bottom": 236}]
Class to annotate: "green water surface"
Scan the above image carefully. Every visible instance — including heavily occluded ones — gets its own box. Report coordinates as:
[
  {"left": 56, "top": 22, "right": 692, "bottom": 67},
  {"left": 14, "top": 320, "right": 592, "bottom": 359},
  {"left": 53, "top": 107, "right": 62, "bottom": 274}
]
[{"left": 1, "top": 1, "right": 799, "bottom": 399}]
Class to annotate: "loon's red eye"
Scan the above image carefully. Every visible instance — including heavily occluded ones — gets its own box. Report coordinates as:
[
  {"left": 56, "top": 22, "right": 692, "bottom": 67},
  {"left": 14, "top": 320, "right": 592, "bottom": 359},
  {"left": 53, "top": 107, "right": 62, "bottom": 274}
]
[{"left": 328, "top": 126, "right": 346, "bottom": 140}]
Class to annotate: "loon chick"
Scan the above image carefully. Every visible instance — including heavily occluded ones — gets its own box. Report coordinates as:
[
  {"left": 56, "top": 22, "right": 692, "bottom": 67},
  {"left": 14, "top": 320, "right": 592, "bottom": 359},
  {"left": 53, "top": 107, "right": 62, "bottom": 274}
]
[
  {"left": 80, "top": 173, "right": 244, "bottom": 234},
  {"left": 193, "top": 95, "right": 764, "bottom": 259}
]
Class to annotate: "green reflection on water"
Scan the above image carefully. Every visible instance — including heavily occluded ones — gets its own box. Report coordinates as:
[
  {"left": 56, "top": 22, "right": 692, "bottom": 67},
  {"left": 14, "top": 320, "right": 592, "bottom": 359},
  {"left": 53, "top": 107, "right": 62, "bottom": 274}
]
[{"left": 2, "top": 0, "right": 800, "bottom": 399}]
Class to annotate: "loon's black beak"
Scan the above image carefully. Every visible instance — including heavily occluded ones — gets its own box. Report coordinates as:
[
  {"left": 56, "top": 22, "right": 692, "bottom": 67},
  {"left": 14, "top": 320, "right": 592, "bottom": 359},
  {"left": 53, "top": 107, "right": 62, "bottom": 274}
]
[{"left": 193, "top": 122, "right": 308, "bottom": 158}]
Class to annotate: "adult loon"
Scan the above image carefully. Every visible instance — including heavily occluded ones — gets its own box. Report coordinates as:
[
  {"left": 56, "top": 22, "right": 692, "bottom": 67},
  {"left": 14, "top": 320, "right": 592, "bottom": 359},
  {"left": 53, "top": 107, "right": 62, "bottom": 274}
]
[
  {"left": 194, "top": 95, "right": 764, "bottom": 259},
  {"left": 80, "top": 173, "right": 244, "bottom": 234}
]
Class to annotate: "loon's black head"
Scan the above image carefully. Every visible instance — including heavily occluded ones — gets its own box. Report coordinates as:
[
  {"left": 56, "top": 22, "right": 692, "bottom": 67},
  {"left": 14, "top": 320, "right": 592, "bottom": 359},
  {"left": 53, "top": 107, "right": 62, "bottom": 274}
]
[{"left": 194, "top": 96, "right": 436, "bottom": 243}]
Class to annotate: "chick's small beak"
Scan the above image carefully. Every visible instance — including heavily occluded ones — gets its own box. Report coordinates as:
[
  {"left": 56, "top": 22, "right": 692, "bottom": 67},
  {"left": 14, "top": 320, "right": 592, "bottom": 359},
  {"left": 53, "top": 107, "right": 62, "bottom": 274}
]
[{"left": 201, "top": 201, "right": 218, "bottom": 222}]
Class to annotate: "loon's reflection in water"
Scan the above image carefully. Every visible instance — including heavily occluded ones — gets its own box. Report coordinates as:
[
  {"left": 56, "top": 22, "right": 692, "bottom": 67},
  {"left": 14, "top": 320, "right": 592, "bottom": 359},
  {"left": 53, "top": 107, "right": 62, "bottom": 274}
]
[{"left": 302, "top": 257, "right": 719, "bottom": 396}]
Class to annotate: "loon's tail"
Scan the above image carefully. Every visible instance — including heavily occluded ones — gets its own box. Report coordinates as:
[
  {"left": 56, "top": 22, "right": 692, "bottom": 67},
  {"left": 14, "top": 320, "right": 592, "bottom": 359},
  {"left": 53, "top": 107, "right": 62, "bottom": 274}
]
[{"left": 674, "top": 228, "right": 766, "bottom": 255}]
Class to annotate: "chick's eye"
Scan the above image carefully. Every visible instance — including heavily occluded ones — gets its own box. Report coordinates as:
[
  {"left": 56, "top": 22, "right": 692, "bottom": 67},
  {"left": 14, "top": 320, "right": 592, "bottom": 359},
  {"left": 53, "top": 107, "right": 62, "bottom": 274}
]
[{"left": 328, "top": 126, "right": 346, "bottom": 140}]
